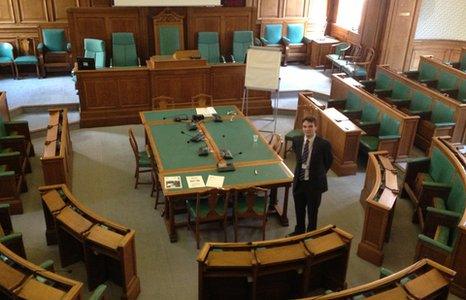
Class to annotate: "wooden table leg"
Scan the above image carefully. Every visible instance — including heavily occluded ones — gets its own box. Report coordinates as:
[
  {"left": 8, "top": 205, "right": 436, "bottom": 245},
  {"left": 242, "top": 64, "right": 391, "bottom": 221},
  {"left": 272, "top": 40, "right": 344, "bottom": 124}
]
[
  {"left": 268, "top": 184, "right": 290, "bottom": 227},
  {"left": 164, "top": 196, "right": 177, "bottom": 242},
  {"left": 280, "top": 185, "right": 290, "bottom": 226}
]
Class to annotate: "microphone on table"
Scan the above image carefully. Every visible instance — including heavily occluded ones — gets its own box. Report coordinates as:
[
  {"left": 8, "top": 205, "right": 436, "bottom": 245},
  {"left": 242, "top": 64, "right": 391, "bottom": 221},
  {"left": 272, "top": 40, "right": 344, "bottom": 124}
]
[
  {"left": 181, "top": 131, "right": 209, "bottom": 156},
  {"left": 212, "top": 113, "right": 223, "bottom": 122},
  {"left": 220, "top": 134, "right": 233, "bottom": 160}
]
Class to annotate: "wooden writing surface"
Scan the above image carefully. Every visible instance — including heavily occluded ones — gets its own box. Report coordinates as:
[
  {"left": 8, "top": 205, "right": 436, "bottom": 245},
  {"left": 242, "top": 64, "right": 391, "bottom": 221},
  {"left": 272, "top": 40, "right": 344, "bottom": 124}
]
[
  {"left": 87, "top": 225, "right": 124, "bottom": 250},
  {"left": 305, "top": 232, "right": 346, "bottom": 255},
  {"left": 378, "top": 189, "right": 397, "bottom": 208},
  {"left": 207, "top": 251, "right": 253, "bottom": 267},
  {"left": 366, "top": 286, "right": 407, "bottom": 299},
  {"left": 384, "top": 170, "right": 398, "bottom": 192},
  {"left": 0, "top": 260, "right": 26, "bottom": 291},
  {"left": 323, "top": 107, "right": 348, "bottom": 122},
  {"left": 404, "top": 269, "right": 449, "bottom": 299},
  {"left": 56, "top": 207, "right": 93, "bottom": 235},
  {"left": 17, "top": 277, "right": 67, "bottom": 299},
  {"left": 42, "top": 190, "right": 66, "bottom": 213},
  {"left": 379, "top": 155, "right": 396, "bottom": 171},
  {"left": 255, "top": 244, "right": 307, "bottom": 265}
]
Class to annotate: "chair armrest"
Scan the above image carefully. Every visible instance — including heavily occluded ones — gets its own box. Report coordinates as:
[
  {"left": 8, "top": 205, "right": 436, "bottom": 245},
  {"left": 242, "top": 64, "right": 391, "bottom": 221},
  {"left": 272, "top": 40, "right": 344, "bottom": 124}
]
[
  {"left": 379, "top": 267, "right": 394, "bottom": 278},
  {"left": 374, "top": 89, "right": 392, "bottom": 98},
  {"left": 404, "top": 70, "right": 419, "bottom": 79},
  {"left": 387, "top": 99, "right": 411, "bottom": 108},
  {"left": 39, "top": 259, "right": 55, "bottom": 271},
  {"left": 37, "top": 43, "right": 45, "bottom": 54},
  {"left": 326, "top": 99, "right": 346, "bottom": 109},
  {"left": 66, "top": 43, "right": 71, "bottom": 52},
  {"left": 302, "top": 37, "right": 311, "bottom": 44},
  {"left": 282, "top": 37, "right": 291, "bottom": 46},
  {"left": 360, "top": 79, "right": 376, "bottom": 92},
  {"left": 426, "top": 207, "right": 461, "bottom": 224},
  {"left": 434, "top": 122, "right": 455, "bottom": 128},
  {"left": 418, "top": 234, "right": 453, "bottom": 253},
  {"left": 354, "top": 61, "right": 371, "bottom": 66},
  {"left": 378, "top": 135, "right": 400, "bottom": 140},
  {"left": 260, "top": 37, "right": 269, "bottom": 45},
  {"left": 254, "top": 37, "right": 262, "bottom": 46},
  {"left": 0, "top": 232, "right": 22, "bottom": 243},
  {"left": 89, "top": 284, "right": 107, "bottom": 300}
]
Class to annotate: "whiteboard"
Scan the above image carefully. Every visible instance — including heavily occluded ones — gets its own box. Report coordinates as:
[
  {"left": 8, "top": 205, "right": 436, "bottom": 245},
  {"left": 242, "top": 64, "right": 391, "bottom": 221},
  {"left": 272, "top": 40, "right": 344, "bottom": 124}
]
[
  {"left": 244, "top": 47, "right": 281, "bottom": 91},
  {"left": 114, "top": 0, "right": 220, "bottom": 6}
]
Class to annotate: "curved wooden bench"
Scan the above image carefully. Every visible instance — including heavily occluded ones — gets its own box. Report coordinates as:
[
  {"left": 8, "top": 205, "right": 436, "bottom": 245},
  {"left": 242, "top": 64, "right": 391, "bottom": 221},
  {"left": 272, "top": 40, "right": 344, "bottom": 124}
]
[
  {"left": 41, "top": 108, "right": 73, "bottom": 188},
  {"left": 304, "top": 259, "right": 455, "bottom": 299},
  {"left": 357, "top": 151, "right": 398, "bottom": 266},
  {"left": 39, "top": 184, "right": 140, "bottom": 300},
  {"left": 329, "top": 73, "right": 419, "bottom": 159},
  {"left": 0, "top": 243, "right": 82, "bottom": 299},
  {"left": 197, "top": 225, "right": 353, "bottom": 299}
]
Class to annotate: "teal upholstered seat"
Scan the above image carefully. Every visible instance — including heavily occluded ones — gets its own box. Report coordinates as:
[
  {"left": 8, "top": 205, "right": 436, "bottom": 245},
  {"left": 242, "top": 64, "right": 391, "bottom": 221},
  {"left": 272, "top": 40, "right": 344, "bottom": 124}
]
[
  {"left": 0, "top": 42, "right": 14, "bottom": 77},
  {"left": 334, "top": 42, "right": 350, "bottom": 57},
  {"left": 232, "top": 31, "right": 253, "bottom": 63},
  {"left": 88, "top": 284, "right": 108, "bottom": 300},
  {"left": 198, "top": 32, "right": 221, "bottom": 64},
  {"left": 112, "top": 32, "right": 139, "bottom": 67},
  {"left": 360, "top": 114, "right": 400, "bottom": 151},
  {"left": 285, "top": 24, "right": 304, "bottom": 44},
  {"left": 360, "top": 103, "right": 380, "bottom": 125},
  {"left": 158, "top": 26, "right": 181, "bottom": 55},
  {"left": 39, "top": 29, "right": 70, "bottom": 53},
  {"left": 431, "top": 102, "right": 454, "bottom": 126},
  {"left": 261, "top": 24, "right": 283, "bottom": 45},
  {"left": 13, "top": 56, "right": 38, "bottom": 65},
  {"left": 84, "top": 38, "right": 106, "bottom": 69}
]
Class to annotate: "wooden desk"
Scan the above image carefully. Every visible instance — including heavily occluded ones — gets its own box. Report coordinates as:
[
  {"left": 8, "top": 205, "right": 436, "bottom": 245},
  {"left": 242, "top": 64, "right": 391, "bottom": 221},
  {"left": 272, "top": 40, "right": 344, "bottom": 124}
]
[
  {"left": 298, "top": 92, "right": 363, "bottom": 176},
  {"left": 76, "top": 63, "right": 271, "bottom": 128},
  {"left": 0, "top": 243, "right": 82, "bottom": 299},
  {"left": 198, "top": 225, "right": 352, "bottom": 299},
  {"left": 309, "top": 37, "right": 340, "bottom": 68},
  {"left": 148, "top": 53, "right": 207, "bottom": 69},
  {"left": 141, "top": 106, "right": 293, "bottom": 243},
  {"left": 358, "top": 151, "right": 398, "bottom": 266},
  {"left": 39, "top": 185, "right": 140, "bottom": 300}
]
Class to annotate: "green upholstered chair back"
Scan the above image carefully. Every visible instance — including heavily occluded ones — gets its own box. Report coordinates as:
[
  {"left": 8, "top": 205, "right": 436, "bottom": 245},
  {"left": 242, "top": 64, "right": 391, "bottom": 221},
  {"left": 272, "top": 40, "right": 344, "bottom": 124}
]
[
  {"left": 392, "top": 81, "right": 411, "bottom": 99},
  {"left": 42, "top": 29, "right": 67, "bottom": 52},
  {"left": 0, "top": 43, "right": 14, "bottom": 61},
  {"left": 158, "top": 26, "right": 181, "bottom": 55},
  {"left": 446, "top": 173, "right": 465, "bottom": 214},
  {"left": 419, "top": 61, "right": 437, "bottom": 80},
  {"left": 459, "top": 80, "right": 466, "bottom": 102},
  {"left": 286, "top": 24, "right": 304, "bottom": 44},
  {"left": 431, "top": 102, "right": 454, "bottom": 124},
  {"left": 0, "top": 116, "right": 6, "bottom": 137},
  {"left": 428, "top": 147, "right": 455, "bottom": 184},
  {"left": 379, "top": 114, "right": 400, "bottom": 136},
  {"left": 334, "top": 42, "right": 350, "bottom": 56},
  {"left": 345, "top": 92, "right": 361, "bottom": 111},
  {"left": 198, "top": 32, "right": 220, "bottom": 64},
  {"left": 112, "top": 32, "right": 138, "bottom": 67},
  {"left": 264, "top": 24, "right": 282, "bottom": 44},
  {"left": 438, "top": 71, "right": 458, "bottom": 90},
  {"left": 235, "top": 188, "right": 268, "bottom": 215},
  {"left": 461, "top": 52, "right": 466, "bottom": 70},
  {"left": 232, "top": 31, "right": 253, "bottom": 63},
  {"left": 195, "top": 189, "right": 227, "bottom": 218},
  {"left": 375, "top": 72, "right": 392, "bottom": 90},
  {"left": 361, "top": 103, "right": 380, "bottom": 123},
  {"left": 84, "top": 38, "right": 106, "bottom": 69},
  {"left": 410, "top": 91, "right": 432, "bottom": 112}
]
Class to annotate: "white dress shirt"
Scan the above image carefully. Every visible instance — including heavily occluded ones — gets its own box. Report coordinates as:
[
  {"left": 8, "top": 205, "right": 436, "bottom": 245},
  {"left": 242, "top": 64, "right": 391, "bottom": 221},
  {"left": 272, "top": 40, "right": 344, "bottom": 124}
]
[{"left": 302, "top": 134, "right": 316, "bottom": 180}]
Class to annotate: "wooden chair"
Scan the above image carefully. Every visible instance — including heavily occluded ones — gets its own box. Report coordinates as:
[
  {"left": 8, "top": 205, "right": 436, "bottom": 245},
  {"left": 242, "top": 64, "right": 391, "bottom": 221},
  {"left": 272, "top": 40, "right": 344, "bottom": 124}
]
[
  {"left": 268, "top": 133, "right": 283, "bottom": 155},
  {"left": 153, "top": 8, "right": 185, "bottom": 55},
  {"left": 342, "top": 47, "right": 375, "bottom": 80},
  {"left": 153, "top": 96, "right": 175, "bottom": 110},
  {"left": 0, "top": 204, "right": 26, "bottom": 258},
  {"left": 14, "top": 38, "right": 41, "bottom": 79},
  {"left": 191, "top": 94, "right": 213, "bottom": 107},
  {"left": 186, "top": 189, "right": 229, "bottom": 249},
  {"left": 147, "top": 145, "right": 164, "bottom": 210},
  {"left": 128, "top": 128, "right": 152, "bottom": 189},
  {"left": 233, "top": 187, "right": 269, "bottom": 242}
]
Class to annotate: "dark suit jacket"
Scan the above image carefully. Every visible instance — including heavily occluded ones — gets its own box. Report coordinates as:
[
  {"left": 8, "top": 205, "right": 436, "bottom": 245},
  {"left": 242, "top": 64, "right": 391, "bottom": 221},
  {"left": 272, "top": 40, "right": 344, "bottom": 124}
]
[{"left": 292, "top": 135, "right": 333, "bottom": 193}]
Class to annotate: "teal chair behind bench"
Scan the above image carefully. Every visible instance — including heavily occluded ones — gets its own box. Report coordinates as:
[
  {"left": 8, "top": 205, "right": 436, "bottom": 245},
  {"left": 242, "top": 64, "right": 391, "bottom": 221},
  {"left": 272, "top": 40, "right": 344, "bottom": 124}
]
[
  {"left": 0, "top": 42, "right": 15, "bottom": 77},
  {"left": 232, "top": 31, "right": 253, "bottom": 63},
  {"left": 198, "top": 32, "right": 222, "bottom": 64},
  {"left": 111, "top": 32, "right": 139, "bottom": 67},
  {"left": 84, "top": 38, "right": 106, "bottom": 69},
  {"left": 261, "top": 24, "right": 283, "bottom": 46},
  {"left": 359, "top": 103, "right": 380, "bottom": 125}
]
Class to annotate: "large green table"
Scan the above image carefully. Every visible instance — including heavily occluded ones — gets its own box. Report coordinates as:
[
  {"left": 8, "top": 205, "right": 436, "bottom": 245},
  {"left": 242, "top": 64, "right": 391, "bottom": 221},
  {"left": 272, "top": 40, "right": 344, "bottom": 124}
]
[{"left": 140, "top": 106, "right": 294, "bottom": 242}]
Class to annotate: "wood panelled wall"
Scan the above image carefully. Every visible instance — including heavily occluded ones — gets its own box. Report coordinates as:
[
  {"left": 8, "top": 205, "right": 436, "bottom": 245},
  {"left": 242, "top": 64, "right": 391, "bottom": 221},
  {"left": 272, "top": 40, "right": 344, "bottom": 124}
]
[{"left": 408, "top": 39, "right": 466, "bottom": 70}]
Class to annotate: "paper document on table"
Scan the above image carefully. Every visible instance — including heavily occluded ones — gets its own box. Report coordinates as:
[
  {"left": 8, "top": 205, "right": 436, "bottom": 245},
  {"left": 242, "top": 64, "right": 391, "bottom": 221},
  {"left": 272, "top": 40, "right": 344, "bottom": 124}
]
[
  {"left": 196, "top": 107, "right": 217, "bottom": 117},
  {"left": 186, "top": 176, "right": 205, "bottom": 188},
  {"left": 164, "top": 176, "right": 182, "bottom": 189},
  {"left": 206, "top": 175, "right": 225, "bottom": 188}
]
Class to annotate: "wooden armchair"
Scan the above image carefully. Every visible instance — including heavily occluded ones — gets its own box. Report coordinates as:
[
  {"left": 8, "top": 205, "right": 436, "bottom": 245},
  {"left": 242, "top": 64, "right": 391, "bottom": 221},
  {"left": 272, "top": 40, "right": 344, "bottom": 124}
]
[
  {"left": 281, "top": 21, "right": 310, "bottom": 65},
  {"left": 153, "top": 8, "right": 185, "bottom": 55},
  {"left": 153, "top": 95, "right": 175, "bottom": 110},
  {"left": 342, "top": 47, "right": 375, "bottom": 80},
  {"left": 37, "top": 27, "right": 72, "bottom": 76},
  {"left": 233, "top": 187, "right": 269, "bottom": 242},
  {"left": 191, "top": 94, "right": 213, "bottom": 107}
]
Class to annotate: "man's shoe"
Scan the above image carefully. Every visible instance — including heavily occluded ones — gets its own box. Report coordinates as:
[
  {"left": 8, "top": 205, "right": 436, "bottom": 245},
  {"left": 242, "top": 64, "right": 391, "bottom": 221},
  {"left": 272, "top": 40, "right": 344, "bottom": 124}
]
[{"left": 286, "top": 231, "right": 303, "bottom": 237}]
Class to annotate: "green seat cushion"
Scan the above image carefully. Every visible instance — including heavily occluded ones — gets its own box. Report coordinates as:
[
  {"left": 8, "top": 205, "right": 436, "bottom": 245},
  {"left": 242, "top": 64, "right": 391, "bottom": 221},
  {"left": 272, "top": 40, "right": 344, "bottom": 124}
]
[
  {"left": 285, "top": 129, "right": 303, "bottom": 140},
  {"left": 428, "top": 148, "right": 455, "bottom": 184},
  {"left": 375, "top": 72, "right": 392, "bottom": 90},
  {"left": 14, "top": 56, "right": 38, "bottom": 65},
  {"left": 360, "top": 136, "right": 379, "bottom": 151},
  {"left": 446, "top": 173, "right": 465, "bottom": 214},
  {"left": 237, "top": 196, "right": 266, "bottom": 214},
  {"left": 0, "top": 165, "right": 7, "bottom": 172},
  {"left": 433, "top": 197, "right": 446, "bottom": 210},
  {"left": 458, "top": 80, "right": 466, "bottom": 102},
  {"left": 158, "top": 26, "right": 181, "bottom": 55},
  {"left": 438, "top": 71, "right": 458, "bottom": 90},
  {"left": 342, "top": 64, "right": 367, "bottom": 77},
  {"left": 138, "top": 151, "right": 151, "bottom": 167},
  {"left": 286, "top": 24, "right": 304, "bottom": 44},
  {"left": 434, "top": 226, "right": 450, "bottom": 245},
  {"left": 0, "top": 57, "right": 13, "bottom": 64},
  {"left": 187, "top": 198, "right": 226, "bottom": 218},
  {"left": 391, "top": 81, "right": 411, "bottom": 99},
  {"left": 334, "top": 42, "right": 350, "bottom": 56},
  {"left": 264, "top": 24, "right": 283, "bottom": 45}
]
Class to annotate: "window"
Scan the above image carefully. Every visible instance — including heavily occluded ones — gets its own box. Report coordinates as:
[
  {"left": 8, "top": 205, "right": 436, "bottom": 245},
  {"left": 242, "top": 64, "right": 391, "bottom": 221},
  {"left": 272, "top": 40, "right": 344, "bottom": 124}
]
[
  {"left": 307, "top": 0, "right": 328, "bottom": 37},
  {"left": 336, "top": 0, "right": 365, "bottom": 33}
]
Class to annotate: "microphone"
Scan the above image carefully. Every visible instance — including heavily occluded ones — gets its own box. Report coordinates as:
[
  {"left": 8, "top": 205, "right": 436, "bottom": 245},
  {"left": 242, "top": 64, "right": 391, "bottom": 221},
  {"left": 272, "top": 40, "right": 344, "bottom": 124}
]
[
  {"left": 212, "top": 114, "right": 223, "bottom": 122},
  {"left": 180, "top": 130, "right": 204, "bottom": 143},
  {"left": 220, "top": 134, "right": 233, "bottom": 160},
  {"left": 174, "top": 114, "right": 189, "bottom": 122}
]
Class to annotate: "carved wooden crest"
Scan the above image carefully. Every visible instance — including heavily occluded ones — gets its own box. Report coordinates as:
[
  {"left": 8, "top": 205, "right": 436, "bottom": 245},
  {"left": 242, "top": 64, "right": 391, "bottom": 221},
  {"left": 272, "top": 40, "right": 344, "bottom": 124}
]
[{"left": 153, "top": 8, "right": 184, "bottom": 24}]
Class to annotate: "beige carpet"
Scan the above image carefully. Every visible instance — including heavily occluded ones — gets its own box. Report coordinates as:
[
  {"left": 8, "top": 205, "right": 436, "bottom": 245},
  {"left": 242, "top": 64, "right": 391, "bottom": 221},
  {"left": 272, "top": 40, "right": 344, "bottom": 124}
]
[{"left": 10, "top": 115, "right": 459, "bottom": 299}]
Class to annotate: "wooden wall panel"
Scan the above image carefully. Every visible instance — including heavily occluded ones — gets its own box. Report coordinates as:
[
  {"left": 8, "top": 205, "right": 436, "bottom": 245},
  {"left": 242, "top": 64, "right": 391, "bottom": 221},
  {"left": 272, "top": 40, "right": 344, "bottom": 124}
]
[
  {"left": 257, "top": 0, "right": 281, "bottom": 18},
  {"left": 49, "top": 0, "right": 78, "bottom": 22},
  {"left": 0, "top": 0, "right": 15, "bottom": 24},
  {"left": 17, "top": 0, "right": 48, "bottom": 23},
  {"left": 408, "top": 39, "right": 466, "bottom": 70},
  {"left": 284, "top": 0, "right": 306, "bottom": 18}
]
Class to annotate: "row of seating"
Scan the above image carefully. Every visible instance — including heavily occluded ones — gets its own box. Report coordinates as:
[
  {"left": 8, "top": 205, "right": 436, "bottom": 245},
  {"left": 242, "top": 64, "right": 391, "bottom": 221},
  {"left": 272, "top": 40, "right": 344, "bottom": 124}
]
[
  {"left": 402, "top": 136, "right": 466, "bottom": 295},
  {"left": 0, "top": 28, "right": 71, "bottom": 78},
  {"left": 0, "top": 204, "right": 107, "bottom": 299},
  {"left": 325, "top": 42, "right": 375, "bottom": 80},
  {"left": 447, "top": 47, "right": 466, "bottom": 72},
  {"left": 0, "top": 92, "right": 34, "bottom": 214},
  {"left": 357, "top": 151, "right": 398, "bottom": 266},
  {"left": 197, "top": 225, "right": 352, "bottom": 299},
  {"left": 40, "top": 184, "right": 140, "bottom": 299},
  {"left": 327, "top": 73, "right": 419, "bottom": 159},
  {"left": 404, "top": 55, "right": 466, "bottom": 103},
  {"left": 360, "top": 65, "right": 464, "bottom": 151}
]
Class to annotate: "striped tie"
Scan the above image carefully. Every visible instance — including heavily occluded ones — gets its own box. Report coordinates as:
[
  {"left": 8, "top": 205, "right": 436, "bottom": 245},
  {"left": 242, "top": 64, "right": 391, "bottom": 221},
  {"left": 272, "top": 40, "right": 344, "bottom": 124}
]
[{"left": 299, "top": 139, "right": 309, "bottom": 181}]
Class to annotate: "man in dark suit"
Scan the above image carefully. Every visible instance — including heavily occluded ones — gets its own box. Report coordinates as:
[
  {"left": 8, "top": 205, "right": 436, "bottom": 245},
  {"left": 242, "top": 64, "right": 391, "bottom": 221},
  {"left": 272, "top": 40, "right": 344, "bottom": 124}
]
[{"left": 289, "top": 115, "right": 333, "bottom": 235}]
